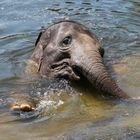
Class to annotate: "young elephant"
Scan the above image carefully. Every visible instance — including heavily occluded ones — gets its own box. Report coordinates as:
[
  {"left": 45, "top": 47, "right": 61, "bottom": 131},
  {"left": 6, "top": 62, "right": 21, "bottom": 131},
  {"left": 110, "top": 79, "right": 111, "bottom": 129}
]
[{"left": 11, "top": 21, "right": 130, "bottom": 112}]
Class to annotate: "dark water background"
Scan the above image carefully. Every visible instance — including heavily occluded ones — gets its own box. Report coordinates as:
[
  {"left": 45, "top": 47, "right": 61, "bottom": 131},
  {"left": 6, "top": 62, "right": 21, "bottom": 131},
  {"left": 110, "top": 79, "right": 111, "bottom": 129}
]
[{"left": 0, "top": 0, "right": 140, "bottom": 140}]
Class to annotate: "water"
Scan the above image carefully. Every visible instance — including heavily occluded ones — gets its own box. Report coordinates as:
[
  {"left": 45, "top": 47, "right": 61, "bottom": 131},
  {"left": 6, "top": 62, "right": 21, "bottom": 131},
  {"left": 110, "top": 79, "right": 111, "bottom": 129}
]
[{"left": 0, "top": 0, "right": 140, "bottom": 139}]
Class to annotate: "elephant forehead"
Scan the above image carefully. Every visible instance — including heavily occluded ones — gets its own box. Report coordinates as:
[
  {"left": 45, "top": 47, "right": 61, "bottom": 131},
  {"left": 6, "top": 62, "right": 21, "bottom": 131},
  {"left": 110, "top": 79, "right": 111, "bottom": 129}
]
[
  {"left": 48, "top": 22, "right": 72, "bottom": 34},
  {"left": 47, "top": 21, "right": 86, "bottom": 37}
]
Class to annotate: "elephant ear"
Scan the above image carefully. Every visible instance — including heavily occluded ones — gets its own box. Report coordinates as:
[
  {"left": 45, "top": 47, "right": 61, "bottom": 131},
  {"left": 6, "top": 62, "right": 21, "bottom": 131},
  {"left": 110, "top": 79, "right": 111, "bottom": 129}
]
[
  {"left": 35, "top": 31, "right": 43, "bottom": 46},
  {"left": 99, "top": 47, "right": 104, "bottom": 57},
  {"left": 31, "top": 31, "right": 44, "bottom": 71}
]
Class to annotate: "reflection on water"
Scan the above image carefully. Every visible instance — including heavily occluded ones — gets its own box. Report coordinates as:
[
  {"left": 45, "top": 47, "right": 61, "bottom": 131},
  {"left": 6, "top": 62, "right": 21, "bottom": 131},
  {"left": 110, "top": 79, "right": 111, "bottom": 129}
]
[
  {"left": 0, "top": 0, "right": 140, "bottom": 139},
  {"left": 112, "top": 54, "right": 140, "bottom": 97}
]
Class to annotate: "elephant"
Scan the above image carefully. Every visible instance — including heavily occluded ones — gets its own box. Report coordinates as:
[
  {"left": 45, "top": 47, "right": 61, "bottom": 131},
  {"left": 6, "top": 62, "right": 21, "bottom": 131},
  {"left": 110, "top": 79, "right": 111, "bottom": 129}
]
[{"left": 11, "top": 21, "right": 130, "bottom": 112}]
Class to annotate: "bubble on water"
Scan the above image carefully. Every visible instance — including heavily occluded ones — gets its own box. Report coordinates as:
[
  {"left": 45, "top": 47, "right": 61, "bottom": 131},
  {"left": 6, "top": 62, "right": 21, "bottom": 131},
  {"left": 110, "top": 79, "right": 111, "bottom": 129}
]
[
  {"left": 37, "top": 99, "right": 64, "bottom": 113},
  {"left": 1, "top": 7, "right": 4, "bottom": 10},
  {"left": 0, "top": 98, "right": 3, "bottom": 106},
  {"left": 44, "top": 91, "right": 48, "bottom": 96},
  {"left": 57, "top": 100, "right": 64, "bottom": 106},
  {"left": 19, "top": 111, "right": 39, "bottom": 119},
  {"left": 36, "top": 91, "right": 41, "bottom": 96}
]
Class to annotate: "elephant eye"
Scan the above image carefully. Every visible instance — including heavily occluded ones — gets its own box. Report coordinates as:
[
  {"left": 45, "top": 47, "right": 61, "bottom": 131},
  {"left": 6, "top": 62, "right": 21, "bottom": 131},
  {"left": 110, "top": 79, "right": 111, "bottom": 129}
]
[{"left": 62, "top": 35, "right": 72, "bottom": 47}]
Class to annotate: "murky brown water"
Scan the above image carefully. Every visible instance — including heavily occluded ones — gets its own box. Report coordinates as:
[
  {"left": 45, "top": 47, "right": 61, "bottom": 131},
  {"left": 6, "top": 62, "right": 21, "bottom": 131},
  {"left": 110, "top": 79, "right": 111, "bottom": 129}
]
[{"left": 0, "top": 0, "right": 140, "bottom": 139}]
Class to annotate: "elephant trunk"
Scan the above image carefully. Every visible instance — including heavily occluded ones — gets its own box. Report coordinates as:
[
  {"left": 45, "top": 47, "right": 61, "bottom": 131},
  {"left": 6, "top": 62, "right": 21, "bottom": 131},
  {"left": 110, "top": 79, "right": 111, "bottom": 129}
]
[{"left": 73, "top": 51, "right": 130, "bottom": 99}]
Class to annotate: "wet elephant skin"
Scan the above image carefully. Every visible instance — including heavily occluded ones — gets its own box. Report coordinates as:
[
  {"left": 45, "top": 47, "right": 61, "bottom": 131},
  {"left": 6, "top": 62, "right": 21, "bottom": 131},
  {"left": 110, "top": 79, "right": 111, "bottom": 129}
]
[
  {"left": 31, "top": 21, "right": 130, "bottom": 99},
  {"left": 11, "top": 21, "right": 130, "bottom": 113}
]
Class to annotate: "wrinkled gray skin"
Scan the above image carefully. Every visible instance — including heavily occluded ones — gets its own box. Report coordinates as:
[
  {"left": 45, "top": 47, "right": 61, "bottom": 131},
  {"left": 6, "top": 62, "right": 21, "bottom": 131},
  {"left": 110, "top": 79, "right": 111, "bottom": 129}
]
[
  {"left": 31, "top": 21, "right": 130, "bottom": 99},
  {"left": 11, "top": 21, "right": 130, "bottom": 112}
]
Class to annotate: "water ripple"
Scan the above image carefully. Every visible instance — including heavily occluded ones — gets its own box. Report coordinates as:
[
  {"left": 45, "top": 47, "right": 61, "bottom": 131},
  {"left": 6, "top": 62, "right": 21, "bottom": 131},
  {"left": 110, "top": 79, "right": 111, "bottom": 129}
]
[{"left": 0, "top": 0, "right": 140, "bottom": 139}]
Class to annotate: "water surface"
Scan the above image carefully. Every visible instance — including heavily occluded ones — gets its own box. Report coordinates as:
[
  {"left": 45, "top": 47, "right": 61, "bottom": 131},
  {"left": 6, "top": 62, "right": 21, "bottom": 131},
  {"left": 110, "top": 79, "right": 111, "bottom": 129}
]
[{"left": 0, "top": 0, "right": 140, "bottom": 139}]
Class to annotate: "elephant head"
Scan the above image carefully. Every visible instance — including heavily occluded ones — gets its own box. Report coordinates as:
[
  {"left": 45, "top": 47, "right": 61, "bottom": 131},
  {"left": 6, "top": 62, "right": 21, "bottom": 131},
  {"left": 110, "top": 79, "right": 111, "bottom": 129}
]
[{"left": 31, "top": 21, "right": 130, "bottom": 99}]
